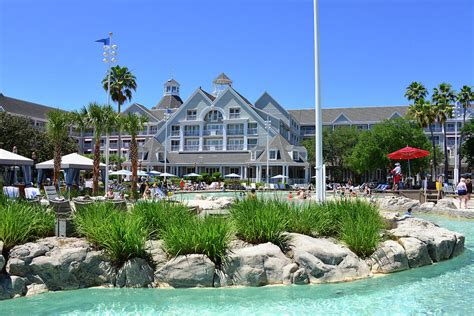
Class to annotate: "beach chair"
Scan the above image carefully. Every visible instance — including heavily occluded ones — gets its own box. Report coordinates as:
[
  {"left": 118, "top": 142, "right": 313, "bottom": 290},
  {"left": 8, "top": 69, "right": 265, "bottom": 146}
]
[
  {"left": 3, "top": 186, "right": 19, "bottom": 199},
  {"left": 25, "top": 187, "right": 41, "bottom": 200},
  {"left": 49, "top": 199, "right": 72, "bottom": 216},
  {"left": 44, "top": 185, "right": 60, "bottom": 200}
]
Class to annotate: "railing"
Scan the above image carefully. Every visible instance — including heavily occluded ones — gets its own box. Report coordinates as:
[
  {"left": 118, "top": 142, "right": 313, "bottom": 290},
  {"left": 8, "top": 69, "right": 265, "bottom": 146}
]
[
  {"left": 203, "top": 129, "right": 223, "bottom": 136},
  {"left": 171, "top": 130, "right": 180, "bottom": 136},
  {"left": 183, "top": 145, "right": 199, "bottom": 151},
  {"left": 203, "top": 145, "right": 223, "bottom": 151},
  {"left": 186, "top": 115, "right": 197, "bottom": 121},
  {"left": 227, "top": 144, "right": 244, "bottom": 150},
  {"left": 247, "top": 128, "right": 258, "bottom": 135},
  {"left": 227, "top": 129, "right": 244, "bottom": 135},
  {"left": 171, "top": 145, "right": 180, "bottom": 151},
  {"left": 184, "top": 131, "right": 200, "bottom": 136},
  {"left": 229, "top": 113, "right": 241, "bottom": 119}
]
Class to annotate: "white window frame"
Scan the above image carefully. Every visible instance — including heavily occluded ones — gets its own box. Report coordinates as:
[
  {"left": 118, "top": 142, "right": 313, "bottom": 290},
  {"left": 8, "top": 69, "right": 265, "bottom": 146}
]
[
  {"left": 250, "top": 151, "right": 256, "bottom": 161},
  {"left": 229, "top": 108, "right": 241, "bottom": 119},
  {"left": 292, "top": 151, "right": 299, "bottom": 161},
  {"left": 269, "top": 149, "right": 277, "bottom": 160}
]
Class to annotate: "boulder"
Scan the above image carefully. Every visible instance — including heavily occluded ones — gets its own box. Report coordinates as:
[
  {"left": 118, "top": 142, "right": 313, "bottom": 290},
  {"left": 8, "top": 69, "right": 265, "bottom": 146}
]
[
  {"left": 145, "top": 240, "right": 168, "bottom": 270},
  {"left": 434, "top": 199, "right": 457, "bottom": 210},
  {"left": 367, "top": 240, "right": 409, "bottom": 273},
  {"left": 418, "top": 202, "right": 435, "bottom": 212},
  {"left": 398, "top": 237, "right": 432, "bottom": 268},
  {"left": 390, "top": 217, "right": 464, "bottom": 262},
  {"left": 155, "top": 254, "right": 215, "bottom": 288},
  {"left": 116, "top": 258, "right": 154, "bottom": 288},
  {"left": 223, "top": 242, "right": 292, "bottom": 286},
  {"left": 379, "top": 196, "right": 419, "bottom": 212},
  {"left": 287, "top": 233, "right": 370, "bottom": 283},
  {"left": 0, "top": 241, "right": 4, "bottom": 270},
  {"left": 26, "top": 283, "right": 48, "bottom": 296},
  {"left": 7, "top": 237, "right": 114, "bottom": 290}
]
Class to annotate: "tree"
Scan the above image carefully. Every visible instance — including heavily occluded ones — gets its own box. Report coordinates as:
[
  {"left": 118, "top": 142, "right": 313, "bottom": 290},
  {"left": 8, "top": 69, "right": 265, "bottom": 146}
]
[
  {"left": 406, "top": 99, "right": 438, "bottom": 178},
  {"left": 347, "top": 118, "right": 431, "bottom": 177},
  {"left": 461, "top": 119, "right": 474, "bottom": 168},
  {"left": 404, "top": 81, "right": 428, "bottom": 103},
  {"left": 82, "top": 103, "right": 119, "bottom": 195},
  {"left": 120, "top": 112, "right": 147, "bottom": 199},
  {"left": 457, "top": 85, "right": 474, "bottom": 177},
  {"left": 46, "top": 110, "right": 72, "bottom": 187},
  {"left": 102, "top": 65, "right": 137, "bottom": 168},
  {"left": 432, "top": 83, "right": 456, "bottom": 179}
]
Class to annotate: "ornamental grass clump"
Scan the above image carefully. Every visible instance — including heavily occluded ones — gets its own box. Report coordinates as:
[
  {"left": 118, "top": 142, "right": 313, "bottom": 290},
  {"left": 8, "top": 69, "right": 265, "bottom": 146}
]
[
  {"left": 0, "top": 201, "right": 55, "bottom": 253},
  {"left": 132, "top": 201, "right": 192, "bottom": 238},
  {"left": 74, "top": 202, "right": 150, "bottom": 266},
  {"left": 162, "top": 215, "right": 231, "bottom": 267},
  {"left": 230, "top": 198, "right": 289, "bottom": 250}
]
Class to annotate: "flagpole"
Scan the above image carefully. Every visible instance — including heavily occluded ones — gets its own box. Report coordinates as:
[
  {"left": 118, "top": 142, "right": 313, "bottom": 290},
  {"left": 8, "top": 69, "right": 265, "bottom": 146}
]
[
  {"left": 105, "top": 31, "right": 112, "bottom": 193},
  {"left": 313, "top": 0, "right": 324, "bottom": 202}
]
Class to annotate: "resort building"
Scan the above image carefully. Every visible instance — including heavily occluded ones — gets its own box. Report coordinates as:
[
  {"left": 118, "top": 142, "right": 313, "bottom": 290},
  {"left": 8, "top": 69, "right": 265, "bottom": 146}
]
[{"left": 137, "top": 73, "right": 310, "bottom": 184}]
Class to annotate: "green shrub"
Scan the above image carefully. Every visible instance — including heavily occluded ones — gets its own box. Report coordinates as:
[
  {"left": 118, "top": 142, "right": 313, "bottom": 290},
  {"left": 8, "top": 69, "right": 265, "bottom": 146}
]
[
  {"left": 230, "top": 198, "right": 289, "bottom": 250},
  {"left": 162, "top": 215, "right": 231, "bottom": 266},
  {"left": 132, "top": 201, "right": 193, "bottom": 239},
  {"left": 0, "top": 201, "right": 55, "bottom": 253},
  {"left": 74, "top": 202, "right": 150, "bottom": 266}
]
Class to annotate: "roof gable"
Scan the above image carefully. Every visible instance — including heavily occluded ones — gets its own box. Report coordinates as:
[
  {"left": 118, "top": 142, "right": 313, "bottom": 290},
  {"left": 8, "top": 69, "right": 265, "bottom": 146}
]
[
  {"left": 122, "top": 103, "right": 160, "bottom": 122},
  {"left": 254, "top": 92, "right": 290, "bottom": 122},
  {"left": 333, "top": 113, "right": 351, "bottom": 124}
]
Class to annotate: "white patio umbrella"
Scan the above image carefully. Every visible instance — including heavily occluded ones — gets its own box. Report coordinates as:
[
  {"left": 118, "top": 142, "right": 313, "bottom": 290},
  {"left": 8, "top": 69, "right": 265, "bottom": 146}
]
[
  {"left": 158, "top": 172, "right": 177, "bottom": 177},
  {"left": 183, "top": 173, "right": 201, "bottom": 177},
  {"left": 137, "top": 170, "right": 148, "bottom": 176},
  {"left": 224, "top": 173, "right": 241, "bottom": 178},
  {"left": 110, "top": 170, "right": 132, "bottom": 176},
  {"left": 272, "top": 174, "right": 288, "bottom": 179},
  {"left": 147, "top": 170, "right": 161, "bottom": 176}
]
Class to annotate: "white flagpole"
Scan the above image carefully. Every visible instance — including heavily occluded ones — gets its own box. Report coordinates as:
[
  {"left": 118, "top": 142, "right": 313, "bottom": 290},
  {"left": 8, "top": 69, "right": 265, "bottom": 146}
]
[
  {"left": 313, "top": 0, "right": 324, "bottom": 201},
  {"left": 105, "top": 32, "right": 112, "bottom": 193}
]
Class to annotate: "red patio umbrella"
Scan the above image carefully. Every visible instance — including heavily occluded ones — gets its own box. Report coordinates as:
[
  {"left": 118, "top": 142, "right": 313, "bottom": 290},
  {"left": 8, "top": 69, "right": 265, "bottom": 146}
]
[{"left": 387, "top": 146, "right": 430, "bottom": 178}]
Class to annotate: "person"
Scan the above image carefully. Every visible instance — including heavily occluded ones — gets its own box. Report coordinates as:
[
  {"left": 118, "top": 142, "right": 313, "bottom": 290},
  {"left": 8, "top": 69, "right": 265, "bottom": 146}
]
[
  {"left": 466, "top": 178, "right": 472, "bottom": 202},
  {"left": 179, "top": 179, "right": 185, "bottom": 190},
  {"left": 139, "top": 181, "right": 147, "bottom": 196},
  {"left": 288, "top": 191, "right": 293, "bottom": 200},
  {"left": 390, "top": 162, "right": 402, "bottom": 191},
  {"left": 119, "top": 191, "right": 125, "bottom": 200},
  {"left": 143, "top": 184, "right": 152, "bottom": 200},
  {"left": 248, "top": 188, "right": 257, "bottom": 200},
  {"left": 436, "top": 176, "right": 443, "bottom": 200},
  {"left": 105, "top": 187, "right": 114, "bottom": 200},
  {"left": 456, "top": 178, "right": 468, "bottom": 209}
]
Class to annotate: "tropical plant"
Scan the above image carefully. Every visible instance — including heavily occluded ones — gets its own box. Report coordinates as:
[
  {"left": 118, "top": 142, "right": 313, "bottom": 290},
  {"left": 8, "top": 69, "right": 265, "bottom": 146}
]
[
  {"left": 404, "top": 81, "right": 428, "bottom": 103},
  {"left": 81, "top": 103, "right": 119, "bottom": 195},
  {"left": 102, "top": 65, "right": 137, "bottom": 167},
  {"left": 461, "top": 119, "right": 474, "bottom": 168},
  {"left": 432, "top": 83, "right": 456, "bottom": 179},
  {"left": 0, "top": 201, "right": 55, "bottom": 254},
  {"left": 46, "top": 110, "right": 72, "bottom": 187},
  {"left": 121, "top": 112, "right": 148, "bottom": 199},
  {"left": 406, "top": 99, "right": 438, "bottom": 178},
  {"left": 457, "top": 86, "right": 474, "bottom": 177},
  {"left": 73, "top": 202, "right": 150, "bottom": 266}
]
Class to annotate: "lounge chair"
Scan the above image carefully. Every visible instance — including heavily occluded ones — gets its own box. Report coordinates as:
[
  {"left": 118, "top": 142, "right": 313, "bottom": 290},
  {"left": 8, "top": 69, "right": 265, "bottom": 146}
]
[
  {"left": 2, "top": 186, "right": 19, "bottom": 199},
  {"left": 48, "top": 199, "right": 72, "bottom": 217},
  {"left": 44, "top": 185, "right": 60, "bottom": 200},
  {"left": 110, "top": 199, "right": 127, "bottom": 211},
  {"left": 72, "top": 198, "right": 94, "bottom": 212}
]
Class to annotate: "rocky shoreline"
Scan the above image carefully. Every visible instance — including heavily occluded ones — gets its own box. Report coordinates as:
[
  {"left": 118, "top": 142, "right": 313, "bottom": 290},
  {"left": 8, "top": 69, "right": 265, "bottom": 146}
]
[
  {"left": 378, "top": 195, "right": 474, "bottom": 219},
  {"left": 0, "top": 214, "right": 465, "bottom": 300}
]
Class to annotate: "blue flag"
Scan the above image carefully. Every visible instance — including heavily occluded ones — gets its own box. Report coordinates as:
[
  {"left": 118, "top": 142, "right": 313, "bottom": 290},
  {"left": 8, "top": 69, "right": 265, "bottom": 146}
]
[{"left": 95, "top": 38, "right": 110, "bottom": 45}]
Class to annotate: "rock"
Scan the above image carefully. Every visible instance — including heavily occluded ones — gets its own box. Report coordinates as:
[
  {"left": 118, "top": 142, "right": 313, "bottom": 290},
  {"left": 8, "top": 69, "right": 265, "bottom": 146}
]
[
  {"left": 398, "top": 237, "right": 432, "bottom": 268},
  {"left": 223, "top": 242, "right": 291, "bottom": 286},
  {"left": 116, "top": 258, "right": 154, "bottom": 288},
  {"left": 367, "top": 240, "right": 409, "bottom": 273},
  {"left": 434, "top": 199, "right": 457, "bottom": 210},
  {"left": 287, "top": 233, "right": 370, "bottom": 283},
  {"left": 155, "top": 254, "right": 215, "bottom": 288},
  {"left": 26, "top": 283, "right": 48, "bottom": 296},
  {"left": 10, "top": 276, "right": 27, "bottom": 297},
  {"left": 7, "top": 237, "right": 114, "bottom": 291},
  {"left": 390, "top": 217, "right": 464, "bottom": 262},
  {"left": 0, "top": 255, "right": 4, "bottom": 272},
  {"left": 145, "top": 240, "right": 167, "bottom": 270},
  {"left": 282, "top": 263, "right": 298, "bottom": 285},
  {"left": 228, "top": 239, "right": 253, "bottom": 250},
  {"left": 418, "top": 202, "right": 435, "bottom": 212},
  {"left": 292, "top": 268, "right": 309, "bottom": 285}
]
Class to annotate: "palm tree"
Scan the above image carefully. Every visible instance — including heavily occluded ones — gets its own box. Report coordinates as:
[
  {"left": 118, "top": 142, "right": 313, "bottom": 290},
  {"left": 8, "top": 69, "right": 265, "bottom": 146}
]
[
  {"left": 82, "top": 102, "right": 119, "bottom": 195},
  {"left": 456, "top": 85, "right": 474, "bottom": 179},
  {"left": 404, "top": 82, "right": 428, "bottom": 103},
  {"left": 46, "top": 110, "right": 72, "bottom": 188},
  {"left": 71, "top": 108, "right": 88, "bottom": 154},
  {"left": 121, "top": 112, "right": 148, "bottom": 199},
  {"left": 407, "top": 99, "right": 437, "bottom": 178},
  {"left": 102, "top": 65, "right": 137, "bottom": 168},
  {"left": 432, "top": 83, "right": 457, "bottom": 180}
]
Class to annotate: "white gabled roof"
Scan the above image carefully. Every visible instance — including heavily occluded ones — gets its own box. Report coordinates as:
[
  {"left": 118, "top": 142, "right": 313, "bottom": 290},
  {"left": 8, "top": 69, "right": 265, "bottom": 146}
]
[
  {"left": 0, "top": 148, "right": 34, "bottom": 166},
  {"left": 36, "top": 153, "right": 106, "bottom": 170}
]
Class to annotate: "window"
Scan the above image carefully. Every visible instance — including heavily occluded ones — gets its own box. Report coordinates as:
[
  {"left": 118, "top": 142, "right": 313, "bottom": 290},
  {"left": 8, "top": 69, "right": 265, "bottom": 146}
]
[
  {"left": 172, "top": 86, "right": 177, "bottom": 93},
  {"left": 269, "top": 150, "right": 277, "bottom": 160},
  {"left": 250, "top": 151, "right": 256, "bottom": 160},
  {"left": 171, "top": 125, "right": 180, "bottom": 136},
  {"left": 230, "top": 167, "right": 240, "bottom": 174},
  {"left": 248, "top": 122, "right": 257, "bottom": 135},
  {"left": 171, "top": 140, "right": 180, "bottom": 151},
  {"left": 184, "top": 125, "right": 199, "bottom": 136},
  {"left": 227, "top": 123, "right": 244, "bottom": 135},
  {"left": 229, "top": 108, "right": 241, "bottom": 119},
  {"left": 166, "top": 86, "right": 171, "bottom": 92},
  {"left": 247, "top": 138, "right": 257, "bottom": 149},
  {"left": 149, "top": 125, "right": 158, "bottom": 134},
  {"left": 292, "top": 151, "right": 299, "bottom": 161},
  {"left": 205, "top": 110, "right": 223, "bottom": 122},
  {"left": 187, "top": 110, "right": 197, "bottom": 120}
]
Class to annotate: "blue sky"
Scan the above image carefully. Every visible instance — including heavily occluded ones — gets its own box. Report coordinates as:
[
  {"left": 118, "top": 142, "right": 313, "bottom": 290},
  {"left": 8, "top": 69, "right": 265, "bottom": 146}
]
[{"left": 0, "top": 0, "right": 472, "bottom": 111}]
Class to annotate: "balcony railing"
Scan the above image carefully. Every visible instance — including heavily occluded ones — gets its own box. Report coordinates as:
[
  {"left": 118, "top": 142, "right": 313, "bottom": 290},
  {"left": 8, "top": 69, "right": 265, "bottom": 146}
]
[
  {"left": 203, "top": 145, "right": 223, "bottom": 151},
  {"left": 227, "top": 129, "right": 244, "bottom": 135},
  {"left": 229, "top": 113, "right": 241, "bottom": 119},
  {"left": 171, "top": 130, "right": 180, "bottom": 136},
  {"left": 171, "top": 145, "right": 180, "bottom": 151},
  {"left": 184, "top": 131, "right": 200, "bottom": 136},
  {"left": 186, "top": 115, "right": 197, "bottom": 121},
  {"left": 227, "top": 144, "right": 244, "bottom": 150},
  {"left": 203, "top": 129, "right": 223, "bottom": 136},
  {"left": 183, "top": 145, "right": 199, "bottom": 151},
  {"left": 247, "top": 128, "right": 258, "bottom": 135}
]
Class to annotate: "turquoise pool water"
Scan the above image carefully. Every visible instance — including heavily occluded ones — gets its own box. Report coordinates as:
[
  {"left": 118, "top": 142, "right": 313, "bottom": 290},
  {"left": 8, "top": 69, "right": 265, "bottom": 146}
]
[
  {"left": 172, "top": 190, "right": 288, "bottom": 201},
  {"left": 1, "top": 215, "right": 473, "bottom": 315}
]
